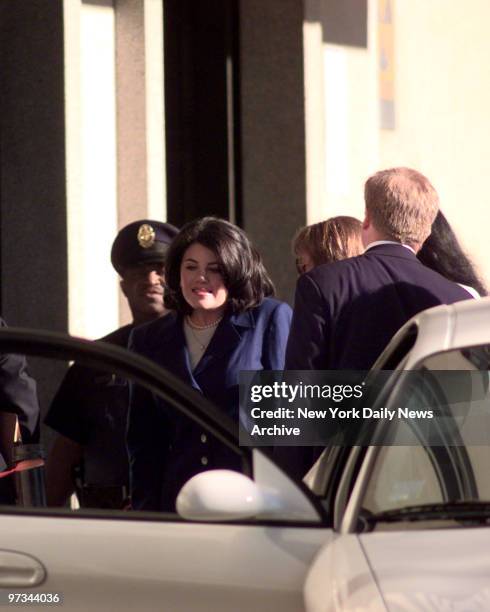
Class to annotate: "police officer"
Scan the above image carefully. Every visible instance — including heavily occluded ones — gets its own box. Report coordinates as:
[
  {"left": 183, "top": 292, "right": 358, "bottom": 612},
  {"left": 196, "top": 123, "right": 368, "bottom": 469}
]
[{"left": 45, "top": 220, "right": 178, "bottom": 508}]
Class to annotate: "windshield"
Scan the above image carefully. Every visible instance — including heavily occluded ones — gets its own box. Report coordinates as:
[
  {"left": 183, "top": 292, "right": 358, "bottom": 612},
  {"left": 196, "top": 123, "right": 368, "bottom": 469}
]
[{"left": 359, "top": 344, "right": 490, "bottom": 529}]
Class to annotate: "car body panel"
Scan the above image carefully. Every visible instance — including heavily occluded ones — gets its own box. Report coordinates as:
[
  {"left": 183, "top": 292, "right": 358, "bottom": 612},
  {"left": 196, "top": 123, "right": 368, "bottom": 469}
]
[
  {"left": 360, "top": 530, "right": 490, "bottom": 611},
  {"left": 0, "top": 512, "right": 332, "bottom": 611},
  {"left": 306, "top": 528, "right": 490, "bottom": 612},
  {"left": 304, "top": 534, "right": 386, "bottom": 612}
]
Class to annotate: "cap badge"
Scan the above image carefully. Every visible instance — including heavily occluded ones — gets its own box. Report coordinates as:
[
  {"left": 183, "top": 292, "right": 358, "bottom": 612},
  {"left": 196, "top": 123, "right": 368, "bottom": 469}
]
[{"left": 137, "top": 224, "right": 156, "bottom": 249}]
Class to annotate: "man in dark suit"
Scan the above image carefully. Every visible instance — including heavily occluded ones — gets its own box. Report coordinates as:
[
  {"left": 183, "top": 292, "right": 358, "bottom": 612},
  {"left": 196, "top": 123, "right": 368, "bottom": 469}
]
[
  {"left": 281, "top": 167, "right": 471, "bottom": 478},
  {"left": 286, "top": 167, "right": 470, "bottom": 371}
]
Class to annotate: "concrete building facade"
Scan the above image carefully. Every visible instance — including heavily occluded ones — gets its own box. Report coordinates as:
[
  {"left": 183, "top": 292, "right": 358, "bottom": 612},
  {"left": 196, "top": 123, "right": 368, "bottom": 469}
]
[{"left": 0, "top": 0, "right": 488, "bottom": 339}]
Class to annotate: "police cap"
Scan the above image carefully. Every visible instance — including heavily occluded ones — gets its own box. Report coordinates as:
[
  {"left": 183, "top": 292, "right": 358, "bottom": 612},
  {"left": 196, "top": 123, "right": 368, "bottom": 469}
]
[{"left": 111, "top": 220, "right": 179, "bottom": 275}]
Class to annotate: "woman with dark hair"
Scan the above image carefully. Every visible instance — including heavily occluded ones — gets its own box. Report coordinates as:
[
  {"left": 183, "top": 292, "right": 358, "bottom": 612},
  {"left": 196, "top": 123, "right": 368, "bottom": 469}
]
[
  {"left": 293, "top": 216, "right": 363, "bottom": 275},
  {"left": 127, "top": 217, "right": 292, "bottom": 511},
  {"left": 417, "top": 211, "right": 486, "bottom": 297}
]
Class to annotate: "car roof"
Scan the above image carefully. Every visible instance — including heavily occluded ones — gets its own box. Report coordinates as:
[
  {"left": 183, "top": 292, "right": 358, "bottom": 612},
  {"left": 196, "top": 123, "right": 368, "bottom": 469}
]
[{"left": 375, "top": 296, "right": 490, "bottom": 369}]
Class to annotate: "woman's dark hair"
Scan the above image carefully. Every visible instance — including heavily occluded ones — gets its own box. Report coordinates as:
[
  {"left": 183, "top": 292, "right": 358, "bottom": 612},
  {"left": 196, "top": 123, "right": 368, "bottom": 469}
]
[
  {"left": 164, "top": 217, "right": 275, "bottom": 314},
  {"left": 417, "top": 211, "right": 487, "bottom": 296}
]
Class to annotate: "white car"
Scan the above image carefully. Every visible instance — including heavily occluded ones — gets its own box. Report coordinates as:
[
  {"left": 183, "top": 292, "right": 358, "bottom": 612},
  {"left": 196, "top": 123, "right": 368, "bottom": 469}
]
[{"left": 0, "top": 296, "right": 489, "bottom": 611}]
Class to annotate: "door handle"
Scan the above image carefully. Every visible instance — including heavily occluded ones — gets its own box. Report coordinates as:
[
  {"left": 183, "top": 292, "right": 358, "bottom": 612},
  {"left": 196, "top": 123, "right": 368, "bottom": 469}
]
[{"left": 0, "top": 550, "right": 46, "bottom": 587}]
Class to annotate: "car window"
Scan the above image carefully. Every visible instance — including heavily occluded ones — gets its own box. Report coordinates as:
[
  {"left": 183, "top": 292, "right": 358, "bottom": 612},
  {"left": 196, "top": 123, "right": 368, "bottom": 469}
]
[
  {"left": 359, "top": 344, "right": 490, "bottom": 523},
  {"left": 362, "top": 425, "right": 443, "bottom": 513},
  {"left": 0, "top": 345, "right": 247, "bottom": 518},
  {"left": 0, "top": 333, "right": 323, "bottom": 526},
  {"left": 375, "top": 323, "right": 418, "bottom": 370}
]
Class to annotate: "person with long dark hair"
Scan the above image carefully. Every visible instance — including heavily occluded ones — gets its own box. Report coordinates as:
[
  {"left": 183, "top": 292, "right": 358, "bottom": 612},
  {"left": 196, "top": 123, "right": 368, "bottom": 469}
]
[
  {"left": 127, "top": 217, "right": 292, "bottom": 512},
  {"left": 417, "top": 211, "right": 487, "bottom": 297}
]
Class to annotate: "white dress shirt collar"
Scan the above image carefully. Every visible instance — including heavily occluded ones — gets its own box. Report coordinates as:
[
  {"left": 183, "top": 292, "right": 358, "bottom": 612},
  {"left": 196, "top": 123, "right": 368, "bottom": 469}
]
[{"left": 364, "top": 240, "right": 416, "bottom": 255}]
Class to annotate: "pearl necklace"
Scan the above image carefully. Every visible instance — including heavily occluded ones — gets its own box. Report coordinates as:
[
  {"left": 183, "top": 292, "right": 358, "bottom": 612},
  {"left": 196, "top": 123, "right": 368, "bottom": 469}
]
[
  {"left": 186, "top": 315, "right": 224, "bottom": 330},
  {"left": 185, "top": 316, "right": 222, "bottom": 353}
]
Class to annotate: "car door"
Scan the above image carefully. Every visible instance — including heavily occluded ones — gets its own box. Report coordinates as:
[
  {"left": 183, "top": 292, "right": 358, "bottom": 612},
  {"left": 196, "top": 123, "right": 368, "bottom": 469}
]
[
  {"left": 0, "top": 328, "right": 333, "bottom": 612},
  {"left": 304, "top": 319, "right": 490, "bottom": 611}
]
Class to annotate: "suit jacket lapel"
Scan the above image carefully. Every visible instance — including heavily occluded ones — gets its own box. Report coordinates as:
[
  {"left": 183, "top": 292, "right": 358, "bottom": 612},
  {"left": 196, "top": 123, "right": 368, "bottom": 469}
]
[
  {"left": 153, "top": 314, "right": 197, "bottom": 388},
  {"left": 193, "top": 310, "right": 253, "bottom": 378}
]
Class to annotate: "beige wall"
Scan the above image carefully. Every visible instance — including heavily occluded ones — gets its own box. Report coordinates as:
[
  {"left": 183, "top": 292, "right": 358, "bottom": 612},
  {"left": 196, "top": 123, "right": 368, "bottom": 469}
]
[
  {"left": 305, "top": 0, "right": 490, "bottom": 288},
  {"left": 304, "top": 0, "right": 378, "bottom": 224},
  {"left": 64, "top": 0, "right": 120, "bottom": 339},
  {"left": 64, "top": 0, "right": 167, "bottom": 338},
  {"left": 380, "top": 0, "right": 490, "bottom": 287}
]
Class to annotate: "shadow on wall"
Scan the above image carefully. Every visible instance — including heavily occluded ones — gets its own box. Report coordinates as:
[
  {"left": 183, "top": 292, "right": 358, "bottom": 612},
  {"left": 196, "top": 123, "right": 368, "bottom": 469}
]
[{"left": 305, "top": 0, "right": 368, "bottom": 48}]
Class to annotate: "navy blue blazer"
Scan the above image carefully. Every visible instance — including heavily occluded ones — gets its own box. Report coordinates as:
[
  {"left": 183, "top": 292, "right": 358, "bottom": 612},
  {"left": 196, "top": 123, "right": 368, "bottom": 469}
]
[
  {"left": 277, "top": 244, "right": 472, "bottom": 481},
  {"left": 127, "top": 297, "right": 292, "bottom": 511},
  {"left": 286, "top": 243, "right": 472, "bottom": 372}
]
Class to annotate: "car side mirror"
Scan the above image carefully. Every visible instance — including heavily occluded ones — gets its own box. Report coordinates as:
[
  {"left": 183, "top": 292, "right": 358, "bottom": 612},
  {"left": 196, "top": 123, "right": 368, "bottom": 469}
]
[{"left": 176, "top": 470, "right": 280, "bottom": 521}]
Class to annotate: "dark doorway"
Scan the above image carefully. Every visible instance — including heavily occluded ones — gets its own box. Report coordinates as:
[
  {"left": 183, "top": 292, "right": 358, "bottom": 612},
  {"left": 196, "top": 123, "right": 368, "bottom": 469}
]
[{"left": 164, "top": 0, "right": 241, "bottom": 227}]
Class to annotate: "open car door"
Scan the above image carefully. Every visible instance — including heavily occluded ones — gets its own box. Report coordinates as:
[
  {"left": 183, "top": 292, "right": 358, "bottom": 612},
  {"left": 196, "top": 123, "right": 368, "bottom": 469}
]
[{"left": 0, "top": 328, "right": 333, "bottom": 612}]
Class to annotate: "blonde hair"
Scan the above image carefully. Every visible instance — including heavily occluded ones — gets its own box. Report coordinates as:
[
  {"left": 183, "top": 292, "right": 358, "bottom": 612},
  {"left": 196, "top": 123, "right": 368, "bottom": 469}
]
[
  {"left": 364, "top": 167, "right": 439, "bottom": 246},
  {"left": 293, "top": 216, "right": 363, "bottom": 267}
]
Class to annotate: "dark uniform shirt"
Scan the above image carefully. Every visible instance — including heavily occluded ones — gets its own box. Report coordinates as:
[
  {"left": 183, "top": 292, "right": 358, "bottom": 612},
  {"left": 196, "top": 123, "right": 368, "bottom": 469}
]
[
  {"left": 44, "top": 324, "right": 133, "bottom": 508},
  {"left": 0, "top": 317, "right": 40, "bottom": 503}
]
